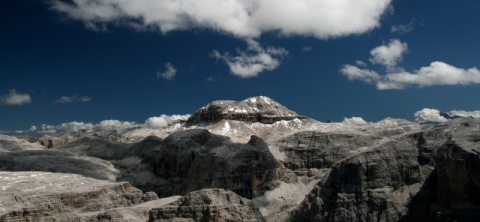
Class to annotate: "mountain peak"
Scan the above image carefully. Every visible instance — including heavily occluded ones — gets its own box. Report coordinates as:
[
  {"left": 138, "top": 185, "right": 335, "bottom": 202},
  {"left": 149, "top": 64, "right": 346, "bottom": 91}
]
[{"left": 186, "top": 96, "right": 305, "bottom": 126}]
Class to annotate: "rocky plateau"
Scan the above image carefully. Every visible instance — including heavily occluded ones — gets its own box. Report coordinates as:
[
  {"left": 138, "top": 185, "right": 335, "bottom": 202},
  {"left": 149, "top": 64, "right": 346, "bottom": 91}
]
[{"left": 1, "top": 96, "right": 479, "bottom": 221}]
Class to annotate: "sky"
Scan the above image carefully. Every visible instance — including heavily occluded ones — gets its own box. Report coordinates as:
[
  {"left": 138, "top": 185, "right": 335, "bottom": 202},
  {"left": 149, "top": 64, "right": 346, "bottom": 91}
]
[{"left": 1, "top": 0, "right": 480, "bottom": 134}]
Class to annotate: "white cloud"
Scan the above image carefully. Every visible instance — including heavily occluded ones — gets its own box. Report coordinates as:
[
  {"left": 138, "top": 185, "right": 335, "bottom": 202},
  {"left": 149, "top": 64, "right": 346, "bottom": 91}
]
[
  {"left": 341, "top": 40, "right": 480, "bottom": 90},
  {"left": 26, "top": 114, "right": 191, "bottom": 135},
  {"left": 157, "top": 62, "right": 177, "bottom": 80},
  {"left": 211, "top": 39, "right": 288, "bottom": 78},
  {"left": 145, "top": 114, "right": 191, "bottom": 129},
  {"left": 49, "top": 0, "right": 393, "bottom": 39},
  {"left": 414, "top": 108, "right": 448, "bottom": 123},
  {"left": 0, "top": 89, "right": 32, "bottom": 106},
  {"left": 98, "top": 119, "right": 138, "bottom": 131},
  {"left": 342, "top": 117, "right": 370, "bottom": 126},
  {"left": 54, "top": 95, "right": 91, "bottom": 104},
  {"left": 29, "top": 125, "right": 38, "bottom": 131},
  {"left": 447, "top": 110, "right": 480, "bottom": 118},
  {"left": 369, "top": 39, "right": 408, "bottom": 70},
  {"left": 391, "top": 19, "right": 416, "bottom": 34}
]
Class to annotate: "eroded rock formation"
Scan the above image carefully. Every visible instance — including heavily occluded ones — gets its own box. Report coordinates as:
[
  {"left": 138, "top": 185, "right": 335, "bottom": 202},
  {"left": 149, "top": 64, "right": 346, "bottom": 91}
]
[{"left": 186, "top": 96, "right": 305, "bottom": 126}]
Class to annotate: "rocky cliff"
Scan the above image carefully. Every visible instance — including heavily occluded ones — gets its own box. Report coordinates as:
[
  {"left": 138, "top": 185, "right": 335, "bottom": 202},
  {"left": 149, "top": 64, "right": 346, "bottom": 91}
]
[
  {"left": 290, "top": 118, "right": 480, "bottom": 222},
  {"left": 150, "top": 129, "right": 287, "bottom": 198},
  {"left": 149, "top": 189, "right": 265, "bottom": 222},
  {"left": 186, "top": 96, "right": 305, "bottom": 126},
  {"left": 1, "top": 96, "right": 479, "bottom": 222},
  {"left": 0, "top": 171, "right": 147, "bottom": 221}
]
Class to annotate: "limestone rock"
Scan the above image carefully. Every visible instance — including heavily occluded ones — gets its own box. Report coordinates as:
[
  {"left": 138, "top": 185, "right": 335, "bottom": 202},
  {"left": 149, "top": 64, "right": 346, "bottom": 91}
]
[
  {"left": 0, "top": 150, "right": 120, "bottom": 181},
  {"left": 0, "top": 134, "right": 45, "bottom": 152},
  {"left": 0, "top": 171, "right": 144, "bottom": 221},
  {"left": 149, "top": 189, "right": 265, "bottom": 222},
  {"left": 432, "top": 118, "right": 480, "bottom": 221},
  {"left": 289, "top": 118, "right": 480, "bottom": 222},
  {"left": 151, "top": 129, "right": 283, "bottom": 198},
  {"left": 186, "top": 96, "right": 305, "bottom": 126}
]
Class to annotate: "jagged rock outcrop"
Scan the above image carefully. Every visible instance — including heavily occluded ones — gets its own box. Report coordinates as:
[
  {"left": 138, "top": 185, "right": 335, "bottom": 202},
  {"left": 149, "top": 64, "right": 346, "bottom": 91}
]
[
  {"left": 186, "top": 96, "right": 305, "bottom": 126},
  {"left": 431, "top": 118, "right": 480, "bottom": 221},
  {"left": 290, "top": 118, "right": 480, "bottom": 222},
  {"left": 151, "top": 129, "right": 287, "bottom": 198},
  {"left": 290, "top": 134, "right": 433, "bottom": 222},
  {"left": 0, "top": 171, "right": 149, "bottom": 221},
  {"left": 0, "top": 173, "right": 264, "bottom": 222},
  {"left": 149, "top": 189, "right": 265, "bottom": 222},
  {"left": 274, "top": 131, "right": 381, "bottom": 173}
]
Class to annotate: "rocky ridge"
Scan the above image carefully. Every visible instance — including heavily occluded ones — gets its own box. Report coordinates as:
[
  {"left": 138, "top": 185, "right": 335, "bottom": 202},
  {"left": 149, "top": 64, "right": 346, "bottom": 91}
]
[{"left": 1, "top": 96, "right": 479, "bottom": 221}]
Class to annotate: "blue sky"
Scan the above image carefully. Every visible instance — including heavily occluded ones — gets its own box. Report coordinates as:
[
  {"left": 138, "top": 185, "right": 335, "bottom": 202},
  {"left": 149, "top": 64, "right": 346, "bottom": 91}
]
[{"left": 1, "top": 0, "right": 480, "bottom": 134}]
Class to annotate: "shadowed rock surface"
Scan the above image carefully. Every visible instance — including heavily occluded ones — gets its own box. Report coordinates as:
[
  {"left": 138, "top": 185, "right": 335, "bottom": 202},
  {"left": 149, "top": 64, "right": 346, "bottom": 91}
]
[
  {"left": 149, "top": 189, "right": 265, "bottom": 222},
  {"left": 0, "top": 172, "right": 264, "bottom": 222},
  {"left": 0, "top": 150, "right": 120, "bottom": 181},
  {"left": 1, "top": 96, "right": 479, "bottom": 221},
  {"left": 290, "top": 118, "right": 480, "bottom": 222},
  {"left": 150, "top": 129, "right": 286, "bottom": 198}
]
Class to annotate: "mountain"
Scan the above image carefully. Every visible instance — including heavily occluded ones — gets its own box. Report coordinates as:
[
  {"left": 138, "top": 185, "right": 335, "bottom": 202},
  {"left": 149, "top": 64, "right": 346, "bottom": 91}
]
[{"left": 1, "top": 96, "right": 479, "bottom": 221}]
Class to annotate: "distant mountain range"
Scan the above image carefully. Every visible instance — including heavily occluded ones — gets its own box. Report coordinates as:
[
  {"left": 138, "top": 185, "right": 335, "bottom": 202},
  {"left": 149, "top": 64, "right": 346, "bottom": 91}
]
[{"left": 1, "top": 96, "right": 479, "bottom": 221}]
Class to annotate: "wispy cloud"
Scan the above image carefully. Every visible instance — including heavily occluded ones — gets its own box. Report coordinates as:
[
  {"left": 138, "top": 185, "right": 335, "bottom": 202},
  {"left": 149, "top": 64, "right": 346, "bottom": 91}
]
[
  {"left": 391, "top": 18, "right": 417, "bottom": 34},
  {"left": 0, "top": 89, "right": 32, "bottom": 106},
  {"left": 302, "top": 46, "right": 313, "bottom": 52},
  {"left": 54, "top": 95, "right": 91, "bottom": 104},
  {"left": 211, "top": 39, "right": 288, "bottom": 78},
  {"left": 157, "top": 62, "right": 177, "bottom": 80},
  {"left": 341, "top": 39, "right": 480, "bottom": 90},
  {"left": 49, "top": 0, "right": 392, "bottom": 39}
]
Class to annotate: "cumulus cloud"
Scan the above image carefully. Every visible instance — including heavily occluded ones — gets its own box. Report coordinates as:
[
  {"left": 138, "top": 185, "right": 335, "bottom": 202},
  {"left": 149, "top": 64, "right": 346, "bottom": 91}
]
[
  {"left": 145, "top": 114, "right": 191, "bottom": 129},
  {"left": 54, "top": 95, "right": 91, "bottom": 104},
  {"left": 49, "top": 0, "right": 392, "bottom": 39},
  {"left": 26, "top": 114, "right": 191, "bottom": 135},
  {"left": 157, "top": 62, "right": 177, "bottom": 80},
  {"left": 414, "top": 108, "right": 448, "bottom": 123},
  {"left": 211, "top": 39, "right": 288, "bottom": 78},
  {"left": 98, "top": 119, "right": 138, "bottom": 131},
  {"left": 341, "top": 40, "right": 480, "bottom": 90},
  {"left": 342, "top": 117, "right": 370, "bottom": 126},
  {"left": 369, "top": 39, "right": 408, "bottom": 70},
  {"left": 0, "top": 89, "right": 32, "bottom": 106}
]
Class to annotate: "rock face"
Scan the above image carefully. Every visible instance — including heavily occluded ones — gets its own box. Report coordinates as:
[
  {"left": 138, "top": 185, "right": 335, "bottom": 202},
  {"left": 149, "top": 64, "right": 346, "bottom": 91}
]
[
  {"left": 0, "top": 134, "right": 45, "bottom": 152},
  {"left": 151, "top": 129, "right": 285, "bottom": 198},
  {"left": 275, "top": 131, "right": 381, "bottom": 172},
  {"left": 186, "top": 96, "right": 305, "bottom": 126},
  {"left": 0, "top": 172, "right": 264, "bottom": 222},
  {"left": 432, "top": 118, "right": 480, "bottom": 221},
  {"left": 2, "top": 96, "right": 480, "bottom": 222},
  {"left": 290, "top": 118, "right": 480, "bottom": 222},
  {"left": 0, "top": 150, "right": 120, "bottom": 181},
  {"left": 0, "top": 171, "right": 148, "bottom": 221},
  {"left": 149, "top": 189, "right": 265, "bottom": 222}
]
